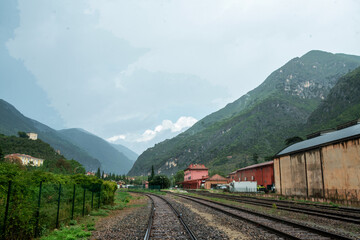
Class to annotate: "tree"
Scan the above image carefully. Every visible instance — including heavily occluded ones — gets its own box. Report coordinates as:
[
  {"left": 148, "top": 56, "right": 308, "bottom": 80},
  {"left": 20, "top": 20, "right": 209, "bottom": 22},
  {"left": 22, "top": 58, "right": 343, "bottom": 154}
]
[
  {"left": 174, "top": 170, "right": 184, "bottom": 184},
  {"left": 96, "top": 167, "right": 101, "bottom": 178},
  {"left": 0, "top": 146, "right": 3, "bottom": 161},
  {"left": 285, "top": 136, "right": 303, "bottom": 146},
  {"left": 150, "top": 175, "right": 170, "bottom": 189},
  {"left": 18, "top": 131, "right": 28, "bottom": 138},
  {"left": 148, "top": 165, "right": 155, "bottom": 181},
  {"left": 252, "top": 153, "right": 259, "bottom": 164}
]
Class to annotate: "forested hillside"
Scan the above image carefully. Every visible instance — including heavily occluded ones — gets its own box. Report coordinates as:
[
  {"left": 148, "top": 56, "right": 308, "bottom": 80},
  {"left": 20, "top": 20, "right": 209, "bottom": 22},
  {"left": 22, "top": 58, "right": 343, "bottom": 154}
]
[
  {"left": 128, "top": 50, "right": 360, "bottom": 176},
  {"left": 306, "top": 66, "right": 360, "bottom": 131},
  {"left": 0, "top": 99, "right": 101, "bottom": 171},
  {"left": 0, "top": 134, "right": 84, "bottom": 174}
]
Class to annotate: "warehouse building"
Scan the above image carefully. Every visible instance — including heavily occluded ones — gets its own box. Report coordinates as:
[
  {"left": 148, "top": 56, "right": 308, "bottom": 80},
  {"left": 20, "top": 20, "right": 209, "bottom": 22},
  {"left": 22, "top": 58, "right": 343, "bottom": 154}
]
[
  {"left": 274, "top": 120, "right": 360, "bottom": 202},
  {"left": 235, "top": 161, "right": 274, "bottom": 189}
]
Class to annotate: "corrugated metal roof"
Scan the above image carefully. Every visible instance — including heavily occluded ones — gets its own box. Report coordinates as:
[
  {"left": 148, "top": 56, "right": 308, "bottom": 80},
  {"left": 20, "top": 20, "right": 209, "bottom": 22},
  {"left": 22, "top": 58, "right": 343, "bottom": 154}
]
[
  {"left": 276, "top": 123, "right": 360, "bottom": 156},
  {"left": 236, "top": 161, "right": 274, "bottom": 172}
]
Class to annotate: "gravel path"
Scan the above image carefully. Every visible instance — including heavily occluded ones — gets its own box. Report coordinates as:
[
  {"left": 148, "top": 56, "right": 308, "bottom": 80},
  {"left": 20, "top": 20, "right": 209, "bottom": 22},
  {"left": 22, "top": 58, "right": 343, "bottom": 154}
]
[{"left": 91, "top": 193, "right": 151, "bottom": 240}]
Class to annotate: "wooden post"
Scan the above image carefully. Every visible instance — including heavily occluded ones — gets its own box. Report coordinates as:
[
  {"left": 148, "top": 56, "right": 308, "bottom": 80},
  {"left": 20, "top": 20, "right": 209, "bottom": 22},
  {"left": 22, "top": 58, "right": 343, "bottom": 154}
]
[{"left": 82, "top": 188, "right": 86, "bottom": 216}]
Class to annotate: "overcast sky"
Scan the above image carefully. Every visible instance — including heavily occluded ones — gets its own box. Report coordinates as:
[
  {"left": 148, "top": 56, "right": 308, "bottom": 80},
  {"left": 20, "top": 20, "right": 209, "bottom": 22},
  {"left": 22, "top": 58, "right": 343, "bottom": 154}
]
[{"left": 1, "top": 0, "right": 360, "bottom": 154}]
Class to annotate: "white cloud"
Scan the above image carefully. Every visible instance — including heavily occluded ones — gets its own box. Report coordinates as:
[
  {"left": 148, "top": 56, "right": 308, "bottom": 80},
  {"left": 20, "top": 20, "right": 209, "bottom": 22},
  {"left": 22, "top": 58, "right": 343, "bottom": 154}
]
[
  {"left": 107, "top": 134, "right": 126, "bottom": 142},
  {"left": 136, "top": 116, "right": 197, "bottom": 142},
  {"left": 108, "top": 116, "right": 198, "bottom": 144}
]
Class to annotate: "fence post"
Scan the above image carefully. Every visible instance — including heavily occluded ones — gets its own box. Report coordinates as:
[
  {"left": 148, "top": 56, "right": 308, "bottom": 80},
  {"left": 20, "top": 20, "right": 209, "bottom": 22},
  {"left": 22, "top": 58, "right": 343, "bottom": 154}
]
[
  {"left": 97, "top": 185, "right": 101, "bottom": 209},
  {"left": 2, "top": 180, "right": 12, "bottom": 239},
  {"left": 56, "top": 184, "right": 62, "bottom": 229},
  {"left": 91, "top": 191, "right": 94, "bottom": 209},
  {"left": 71, "top": 184, "right": 76, "bottom": 220},
  {"left": 34, "top": 181, "right": 43, "bottom": 238},
  {"left": 82, "top": 188, "right": 86, "bottom": 217}
]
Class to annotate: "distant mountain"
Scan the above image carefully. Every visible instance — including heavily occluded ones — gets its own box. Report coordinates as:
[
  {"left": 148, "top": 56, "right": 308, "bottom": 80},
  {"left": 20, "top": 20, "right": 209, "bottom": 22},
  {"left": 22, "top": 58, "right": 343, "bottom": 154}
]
[
  {"left": 59, "top": 128, "right": 134, "bottom": 174},
  {"left": 128, "top": 50, "right": 360, "bottom": 176},
  {"left": 111, "top": 143, "right": 139, "bottom": 162},
  {"left": 0, "top": 99, "right": 101, "bottom": 171}
]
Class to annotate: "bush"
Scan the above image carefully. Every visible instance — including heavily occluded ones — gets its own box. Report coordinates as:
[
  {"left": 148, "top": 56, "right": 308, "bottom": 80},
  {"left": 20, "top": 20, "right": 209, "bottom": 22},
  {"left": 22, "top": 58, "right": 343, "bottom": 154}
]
[{"left": 0, "top": 162, "right": 116, "bottom": 239}]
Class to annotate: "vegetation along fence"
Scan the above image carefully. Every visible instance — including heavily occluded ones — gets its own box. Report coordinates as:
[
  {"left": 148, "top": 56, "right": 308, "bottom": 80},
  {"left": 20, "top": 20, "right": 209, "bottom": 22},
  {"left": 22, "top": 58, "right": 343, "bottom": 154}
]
[
  {"left": 282, "top": 188, "right": 360, "bottom": 203},
  {"left": 0, "top": 178, "right": 116, "bottom": 240}
]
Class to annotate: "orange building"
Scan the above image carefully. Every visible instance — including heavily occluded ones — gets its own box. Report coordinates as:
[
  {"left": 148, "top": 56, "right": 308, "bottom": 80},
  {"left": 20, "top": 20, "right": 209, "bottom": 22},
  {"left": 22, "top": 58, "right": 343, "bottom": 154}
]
[{"left": 204, "top": 174, "right": 228, "bottom": 189}]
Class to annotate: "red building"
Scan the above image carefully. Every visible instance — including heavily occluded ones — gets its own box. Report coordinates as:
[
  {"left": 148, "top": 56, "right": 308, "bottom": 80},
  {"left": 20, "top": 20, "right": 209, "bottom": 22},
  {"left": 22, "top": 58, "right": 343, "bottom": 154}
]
[
  {"left": 182, "top": 164, "right": 209, "bottom": 189},
  {"left": 227, "top": 171, "right": 237, "bottom": 183},
  {"left": 235, "top": 161, "right": 274, "bottom": 188}
]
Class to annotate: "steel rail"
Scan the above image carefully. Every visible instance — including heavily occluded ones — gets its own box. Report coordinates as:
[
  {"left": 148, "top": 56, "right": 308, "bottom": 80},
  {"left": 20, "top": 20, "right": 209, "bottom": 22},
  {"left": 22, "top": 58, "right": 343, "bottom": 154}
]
[
  {"left": 144, "top": 193, "right": 197, "bottom": 240},
  {"left": 172, "top": 193, "right": 353, "bottom": 240},
  {"left": 143, "top": 195, "right": 154, "bottom": 240},
  {"left": 190, "top": 191, "right": 360, "bottom": 224},
  {"left": 189, "top": 190, "right": 360, "bottom": 214}
]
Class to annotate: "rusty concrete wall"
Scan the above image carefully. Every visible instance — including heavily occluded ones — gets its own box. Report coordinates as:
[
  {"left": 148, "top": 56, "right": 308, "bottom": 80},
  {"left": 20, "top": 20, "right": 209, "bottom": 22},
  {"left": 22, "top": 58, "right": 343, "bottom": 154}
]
[
  {"left": 274, "top": 158, "right": 281, "bottom": 194},
  {"left": 279, "top": 155, "right": 291, "bottom": 195},
  {"left": 305, "top": 149, "right": 323, "bottom": 197},
  {"left": 275, "top": 137, "right": 360, "bottom": 201},
  {"left": 322, "top": 139, "right": 360, "bottom": 200},
  {"left": 290, "top": 153, "right": 307, "bottom": 196}
]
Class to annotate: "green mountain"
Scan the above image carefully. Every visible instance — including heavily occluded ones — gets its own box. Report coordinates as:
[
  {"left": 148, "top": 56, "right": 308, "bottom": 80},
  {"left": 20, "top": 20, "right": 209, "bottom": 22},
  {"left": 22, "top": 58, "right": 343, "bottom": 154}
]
[
  {"left": 0, "top": 99, "right": 101, "bottom": 171},
  {"left": 306, "top": 66, "right": 360, "bottom": 131},
  {"left": 111, "top": 143, "right": 139, "bottom": 162},
  {"left": 128, "top": 50, "right": 360, "bottom": 176},
  {"left": 59, "top": 128, "right": 134, "bottom": 174}
]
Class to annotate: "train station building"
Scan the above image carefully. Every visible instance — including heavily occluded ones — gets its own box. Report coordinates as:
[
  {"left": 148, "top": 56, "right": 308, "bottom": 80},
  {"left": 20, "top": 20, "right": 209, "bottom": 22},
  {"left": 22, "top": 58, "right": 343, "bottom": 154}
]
[{"left": 181, "top": 164, "right": 228, "bottom": 189}]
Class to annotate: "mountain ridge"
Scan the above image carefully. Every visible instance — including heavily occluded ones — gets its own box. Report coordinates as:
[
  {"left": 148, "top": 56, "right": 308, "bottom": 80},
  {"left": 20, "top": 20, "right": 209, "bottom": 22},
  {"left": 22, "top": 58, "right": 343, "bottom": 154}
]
[
  {"left": 0, "top": 99, "right": 135, "bottom": 173},
  {"left": 128, "top": 50, "right": 360, "bottom": 176},
  {"left": 59, "top": 128, "right": 134, "bottom": 174}
]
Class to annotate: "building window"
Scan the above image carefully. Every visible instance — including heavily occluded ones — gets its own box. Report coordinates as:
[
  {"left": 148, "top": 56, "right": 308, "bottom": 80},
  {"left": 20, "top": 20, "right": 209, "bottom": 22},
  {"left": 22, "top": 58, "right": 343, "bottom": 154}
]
[
  {"left": 244, "top": 177, "right": 247, "bottom": 181},
  {"left": 251, "top": 176, "right": 254, "bottom": 181}
]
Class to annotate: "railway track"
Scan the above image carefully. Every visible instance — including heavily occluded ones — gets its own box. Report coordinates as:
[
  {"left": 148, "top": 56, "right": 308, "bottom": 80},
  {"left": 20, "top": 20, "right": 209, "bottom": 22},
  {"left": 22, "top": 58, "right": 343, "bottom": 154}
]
[
  {"left": 187, "top": 190, "right": 360, "bottom": 224},
  {"left": 171, "top": 192, "right": 355, "bottom": 240},
  {"left": 144, "top": 193, "right": 197, "bottom": 240}
]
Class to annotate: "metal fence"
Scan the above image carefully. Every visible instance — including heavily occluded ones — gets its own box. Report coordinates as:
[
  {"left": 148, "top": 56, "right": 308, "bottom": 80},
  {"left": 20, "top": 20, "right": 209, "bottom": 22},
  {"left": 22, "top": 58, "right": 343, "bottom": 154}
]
[{"left": 0, "top": 180, "right": 103, "bottom": 239}]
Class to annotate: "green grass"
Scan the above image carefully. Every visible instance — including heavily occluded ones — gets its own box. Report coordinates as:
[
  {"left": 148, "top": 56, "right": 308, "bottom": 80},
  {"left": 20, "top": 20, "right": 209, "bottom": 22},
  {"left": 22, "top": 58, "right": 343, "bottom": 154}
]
[
  {"left": 125, "top": 188, "right": 167, "bottom": 195},
  {"left": 89, "top": 209, "right": 109, "bottom": 216},
  {"left": 40, "top": 225, "right": 91, "bottom": 240},
  {"left": 40, "top": 190, "right": 146, "bottom": 240}
]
